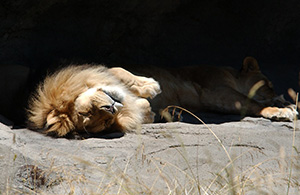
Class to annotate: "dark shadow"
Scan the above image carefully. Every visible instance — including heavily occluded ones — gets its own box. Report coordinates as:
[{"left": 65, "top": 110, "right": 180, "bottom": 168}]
[
  {"left": 86, "top": 132, "right": 125, "bottom": 139},
  {"left": 22, "top": 126, "right": 125, "bottom": 140},
  {"left": 0, "top": 114, "right": 14, "bottom": 127},
  {"left": 178, "top": 111, "right": 299, "bottom": 124},
  {"left": 183, "top": 112, "right": 243, "bottom": 124},
  {"left": 156, "top": 107, "right": 243, "bottom": 124},
  {"left": 64, "top": 131, "right": 125, "bottom": 140}
]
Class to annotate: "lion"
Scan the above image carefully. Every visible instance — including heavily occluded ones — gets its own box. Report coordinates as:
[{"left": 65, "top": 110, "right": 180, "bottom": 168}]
[
  {"left": 27, "top": 65, "right": 161, "bottom": 137},
  {"left": 27, "top": 57, "right": 298, "bottom": 137},
  {"left": 144, "top": 57, "right": 298, "bottom": 121}
]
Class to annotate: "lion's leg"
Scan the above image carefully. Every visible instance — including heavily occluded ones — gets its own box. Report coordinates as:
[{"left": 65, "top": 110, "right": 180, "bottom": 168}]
[
  {"left": 136, "top": 98, "right": 155, "bottom": 123},
  {"left": 200, "top": 87, "right": 263, "bottom": 115},
  {"left": 108, "top": 67, "right": 161, "bottom": 98},
  {"left": 117, "top": 98, "right": 155, "bottom": 127},
  {"left": 106, "top": 97, "right": 155, "bottom": 133},
  {"left": 200, "top": 87, "right": 297, "bottom": 121}
]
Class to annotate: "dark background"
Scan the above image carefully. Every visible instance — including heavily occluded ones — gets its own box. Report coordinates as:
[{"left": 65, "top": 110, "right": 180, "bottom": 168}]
[{"left": 0, "top": 0, "right": 299, "bottom": 125}]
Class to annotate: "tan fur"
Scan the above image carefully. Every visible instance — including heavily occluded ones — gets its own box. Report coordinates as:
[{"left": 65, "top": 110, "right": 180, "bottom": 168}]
[{"left": 27, "top": 65, "right": 161, "bottom": 137}]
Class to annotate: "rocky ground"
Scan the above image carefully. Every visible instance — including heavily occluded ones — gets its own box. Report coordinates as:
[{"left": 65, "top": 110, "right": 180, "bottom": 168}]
[{"left": 0, "top": 116, "right": 299, "bottom": 194}]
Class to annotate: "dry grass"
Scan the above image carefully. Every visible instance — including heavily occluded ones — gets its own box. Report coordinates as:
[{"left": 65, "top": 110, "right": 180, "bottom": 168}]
[{"left": 160, "top": 105, "right": 300, "bottom": 195}]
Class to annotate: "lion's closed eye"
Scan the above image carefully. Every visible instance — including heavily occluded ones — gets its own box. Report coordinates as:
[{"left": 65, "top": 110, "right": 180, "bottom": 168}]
[
  {"left": 103, "top": 91, "right": 122, "bottom": 103},
  {"left": 99, "top": 86, "right": 125, "bottom": 103}
]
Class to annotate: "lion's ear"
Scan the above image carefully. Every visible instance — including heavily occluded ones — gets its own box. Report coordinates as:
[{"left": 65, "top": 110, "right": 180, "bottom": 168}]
[{"left": 242, "top": 57, "right": 260, "bottom": 73}]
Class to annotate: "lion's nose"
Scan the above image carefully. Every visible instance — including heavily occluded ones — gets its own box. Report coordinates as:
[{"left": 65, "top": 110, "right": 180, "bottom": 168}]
[
  {"left": 101, "top": 105, "right": 115, "bottom": 114},
  {"left": 101, "top": 101, "right": 123, "bottom": 114}
]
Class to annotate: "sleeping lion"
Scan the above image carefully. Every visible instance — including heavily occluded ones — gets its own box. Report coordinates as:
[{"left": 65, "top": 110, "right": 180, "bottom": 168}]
[
  {"left": 27, "top": 57, "right": 298, "bottom": 137},
  {"left": 27, "top": 65, "right": 161, "bottom": 137}
]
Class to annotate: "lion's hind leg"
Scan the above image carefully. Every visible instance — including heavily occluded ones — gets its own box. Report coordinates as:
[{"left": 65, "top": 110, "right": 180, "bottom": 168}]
[{"left": 108, "top": 67, "right": 161, "bottom": 99}]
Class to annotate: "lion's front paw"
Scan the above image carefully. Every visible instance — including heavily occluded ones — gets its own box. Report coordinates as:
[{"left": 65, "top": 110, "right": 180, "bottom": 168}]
[
  {"left": 136, "top": 98, "right": 155, "bottom": 123},
  {"left": 260, "top": 106, "right": 298, "bottom": 121},
  {"left": 131, "top": 77, "right": 161, "bottom": 99}
]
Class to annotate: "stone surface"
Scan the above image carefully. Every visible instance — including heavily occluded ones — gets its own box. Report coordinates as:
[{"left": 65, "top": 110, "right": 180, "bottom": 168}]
[{"left": 1, "top": 118, "right": 299, "bottom": 194}]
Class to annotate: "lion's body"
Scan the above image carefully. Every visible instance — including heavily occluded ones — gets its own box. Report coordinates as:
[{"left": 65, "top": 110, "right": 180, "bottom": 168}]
[
  {"left": 27, "top": 57, "right": 297, "bottom": 137},
  {"left": 147, "top": 65, "right": 272, "bottom": 115},
  {"left": 128, "top": 57, "right": 297, "bottom": 121},
  {"left": 145, "top": 57, "right": 297, "bottom": 120}
]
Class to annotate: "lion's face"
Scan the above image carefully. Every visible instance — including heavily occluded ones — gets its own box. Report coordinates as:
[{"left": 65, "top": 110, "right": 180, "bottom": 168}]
[
  {"left": 240, "top": 71, "right": 277, "bottom": 106},
  {"left": 250, "top": 75, "right": 276, "bottom": 103},
  {"left": 240, "top": 57, "right": 277, "bottom": 106},
  {"left": 74, "top": 87, "right": 124, "bottom": 133}
]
